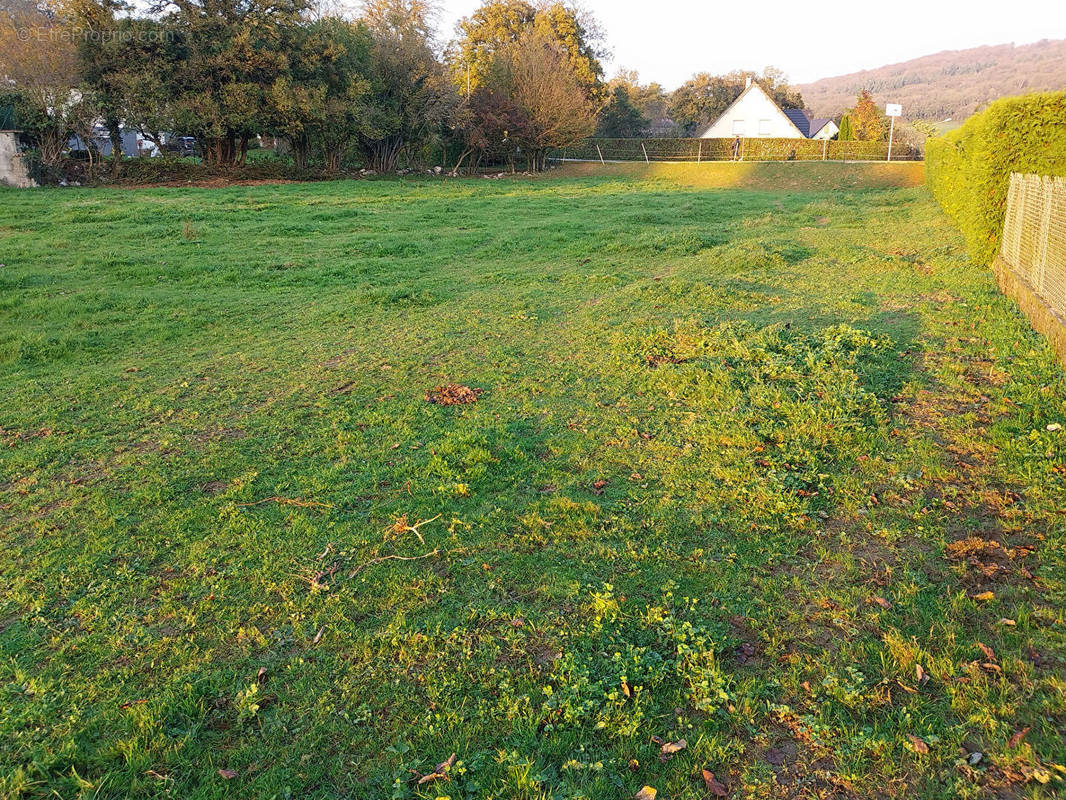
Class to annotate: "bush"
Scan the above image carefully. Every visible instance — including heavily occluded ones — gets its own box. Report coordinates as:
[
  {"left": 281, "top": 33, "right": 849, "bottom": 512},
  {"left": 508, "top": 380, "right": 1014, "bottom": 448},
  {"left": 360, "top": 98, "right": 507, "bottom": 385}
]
[{"left": 925, "top": 91, "right": 1066, "bottom": 264}]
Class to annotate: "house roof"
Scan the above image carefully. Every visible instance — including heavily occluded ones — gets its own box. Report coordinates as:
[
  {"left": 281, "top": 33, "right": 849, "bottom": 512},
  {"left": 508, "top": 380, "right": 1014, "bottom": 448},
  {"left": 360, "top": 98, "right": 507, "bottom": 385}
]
[
  {"left": 784, "top": 108, "right": 836, "bottom": 138},
  {"left": 699, "top": 82, "right": 807, "bottom": 138}
]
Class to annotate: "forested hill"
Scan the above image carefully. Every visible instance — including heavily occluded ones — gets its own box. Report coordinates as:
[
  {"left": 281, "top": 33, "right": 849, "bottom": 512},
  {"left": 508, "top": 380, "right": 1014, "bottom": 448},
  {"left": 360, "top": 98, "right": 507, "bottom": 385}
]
[{"left": 796, "top": 38, "right": 1066, "bottom": 121}]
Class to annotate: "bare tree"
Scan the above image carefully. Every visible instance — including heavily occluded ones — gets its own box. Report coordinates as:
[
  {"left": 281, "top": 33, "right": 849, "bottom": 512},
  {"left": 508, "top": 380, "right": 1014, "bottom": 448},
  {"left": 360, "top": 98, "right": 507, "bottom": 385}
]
[{"left": 507, "top": 29, "right": 593, "bottom": 170}]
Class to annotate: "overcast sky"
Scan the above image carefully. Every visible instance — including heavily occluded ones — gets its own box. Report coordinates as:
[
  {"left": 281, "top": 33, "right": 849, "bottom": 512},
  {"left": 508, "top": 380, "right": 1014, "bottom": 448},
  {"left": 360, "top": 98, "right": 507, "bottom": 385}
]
[{"left": 434, "top": 0, "right": 1064, "bottom": 88}]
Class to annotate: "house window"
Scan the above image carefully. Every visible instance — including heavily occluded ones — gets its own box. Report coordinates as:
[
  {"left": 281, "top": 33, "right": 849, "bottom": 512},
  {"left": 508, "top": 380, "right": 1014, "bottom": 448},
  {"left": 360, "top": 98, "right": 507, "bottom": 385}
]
[
  {"left": 759, "top": 119, "right": 772, "bottom": 136},
  {"left": 732, "top": 120, "right": 745, "bottom": 135}
]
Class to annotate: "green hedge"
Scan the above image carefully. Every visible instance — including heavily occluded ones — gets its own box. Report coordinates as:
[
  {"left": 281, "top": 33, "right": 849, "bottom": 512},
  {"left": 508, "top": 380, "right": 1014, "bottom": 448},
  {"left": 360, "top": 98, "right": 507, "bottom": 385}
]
[
  {"left": 925, "top": 91, "right": 1066, "bottom": 264},
  {"left": 552, "top": 137, "right": 918, "bottom": 163}
]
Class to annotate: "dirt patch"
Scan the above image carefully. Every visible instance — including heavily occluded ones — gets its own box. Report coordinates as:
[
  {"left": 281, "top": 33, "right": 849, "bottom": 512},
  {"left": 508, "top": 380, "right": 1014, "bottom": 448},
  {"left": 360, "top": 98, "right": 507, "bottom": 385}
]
[{"left": 425, "top": 384, "right": 483, "bottom": 406}]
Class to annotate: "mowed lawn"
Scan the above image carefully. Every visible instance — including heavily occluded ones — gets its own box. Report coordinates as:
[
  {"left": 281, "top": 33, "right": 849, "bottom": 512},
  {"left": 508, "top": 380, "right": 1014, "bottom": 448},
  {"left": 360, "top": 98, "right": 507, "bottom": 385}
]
[{"left": 1, "top": 167, "right": 1064, "bottom": 800}]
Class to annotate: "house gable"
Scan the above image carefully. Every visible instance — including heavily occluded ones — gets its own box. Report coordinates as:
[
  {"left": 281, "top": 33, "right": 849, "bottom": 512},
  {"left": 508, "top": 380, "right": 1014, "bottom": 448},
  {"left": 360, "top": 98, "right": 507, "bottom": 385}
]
[{"left": 699, "top": 83, "right": 806, "bottom": 139}]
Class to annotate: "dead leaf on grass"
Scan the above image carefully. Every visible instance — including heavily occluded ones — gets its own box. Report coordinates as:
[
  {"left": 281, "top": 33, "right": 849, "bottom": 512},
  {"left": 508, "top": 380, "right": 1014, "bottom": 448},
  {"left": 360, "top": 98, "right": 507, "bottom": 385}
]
[
  {"left": 916, "top": 664, "right": 929, "bottom": 685},
  {"left": 972, "top": 591, "right": 995, "bottom": 602},
  {"left": 906, "top": 734, "right": 930, "bottom": 754},
  {"left": 869, "top": 595, "right": 893, "bottom": 610},
  {"left": 651, "top": 736, "right": 686, "bottom": 761},
  {"left": 976, "top": 642, "right": 996, "bottom": 661},
  {"left": 1008, "top": 727, "right": 1030, "bottom": 748},
  {"left": 218, "top": 768, "right": 238, "bottom": 779},
  {"left": 256, "top": 667, "right": 267, "bottom": 684},
  {"left": 635, "top": 786, "right": 657, "bottom": 800},
  {"left": 425, "top": 384, "right": 482, "bottom": 405},
  {"left": 312, "top": 627, "right": 324, "bottom": 645},
  {"left": 701, "top": 768, "right": 728, "bottom": 796}
]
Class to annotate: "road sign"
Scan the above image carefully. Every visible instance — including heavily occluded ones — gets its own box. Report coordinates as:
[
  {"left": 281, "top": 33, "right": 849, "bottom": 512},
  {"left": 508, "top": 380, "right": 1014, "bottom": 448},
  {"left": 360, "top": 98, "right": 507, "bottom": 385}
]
[{"left": 885, "top": 103, "right": 902, "bottom": 161}]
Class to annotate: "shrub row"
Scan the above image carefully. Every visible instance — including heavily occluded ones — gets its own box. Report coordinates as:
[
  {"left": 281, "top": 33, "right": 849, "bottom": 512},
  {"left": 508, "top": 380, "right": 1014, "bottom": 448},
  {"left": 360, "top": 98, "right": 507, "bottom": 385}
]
[
  {"left": 925, "top": 91, "right": 1066, "bottom": 264},
  {"left": 33, "top": 155, "right": 371, "bottom": 186},
  {"left": 552, "top": 137, "right": 918, "bottom": 163}
]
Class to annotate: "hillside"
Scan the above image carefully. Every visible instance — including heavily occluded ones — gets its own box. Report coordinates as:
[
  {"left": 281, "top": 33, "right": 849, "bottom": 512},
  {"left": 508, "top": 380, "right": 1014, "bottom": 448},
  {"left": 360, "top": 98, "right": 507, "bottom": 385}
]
[{"left": 797, "top": 38, "right": 1066, "bottom": 121}]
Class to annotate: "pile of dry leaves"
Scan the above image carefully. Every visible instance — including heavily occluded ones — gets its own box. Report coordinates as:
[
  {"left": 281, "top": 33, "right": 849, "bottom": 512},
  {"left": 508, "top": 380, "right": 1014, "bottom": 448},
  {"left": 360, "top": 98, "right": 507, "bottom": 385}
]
[{"left": 425, "top": 384, "right": 483, "bottom": 406}]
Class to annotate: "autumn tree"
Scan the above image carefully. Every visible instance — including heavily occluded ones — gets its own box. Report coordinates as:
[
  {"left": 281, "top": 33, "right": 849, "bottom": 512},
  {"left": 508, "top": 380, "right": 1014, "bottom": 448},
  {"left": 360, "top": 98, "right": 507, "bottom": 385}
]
[
  {"left": 0, "top": 0, "right": 84, "bottom": 165},
  {"left": 450, "top": 0, "right": 604, "bottom": 99},
  {"left": 851, "top": 89, "right": 887, "bottom": 141},
  {"left": 504, "top": 28, "right": 594, "bottom": 169}
]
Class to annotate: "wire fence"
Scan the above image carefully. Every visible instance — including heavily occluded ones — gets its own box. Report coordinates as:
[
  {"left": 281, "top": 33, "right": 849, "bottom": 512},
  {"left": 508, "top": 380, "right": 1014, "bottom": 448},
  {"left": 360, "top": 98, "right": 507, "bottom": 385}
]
[
  {"left": 1001, "top": 173, "right": 1066, "bottom": 320},
  {"left": 550, "top": 137, "right": 921, "bottom": 163}
]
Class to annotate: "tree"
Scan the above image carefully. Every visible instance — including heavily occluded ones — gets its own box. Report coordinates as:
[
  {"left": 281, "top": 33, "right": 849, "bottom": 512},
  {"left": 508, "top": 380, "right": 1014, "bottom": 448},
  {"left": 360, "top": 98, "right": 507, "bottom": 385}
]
[
  {"left": 0, "top": 0, "right": 83, "bottom": 165},
  {"left": 359, "top": 0, "right": 456, "bottom": 172},
  {"left": 837, "top": 113, "right": 853, "bottom": 141},
  {"left": 668, "top": 72, "right": 740, "bottom": 135},
  {"left": 269, "top": 17, "right": 373, "bottom": 170},
  {"left": 150, "top": 0, "right": 311, "bottom": 165},
  {"left": 505, "top": 28, "right": 594, "bottom": 170},
  {"left": 450, "top": 85, "right": 530, "bottom": 172},
  {"left": 609, "top": 70, "right": 669, "bottom": 133},
  {"left": 60, "top": 0, "right": 131, "bottom": 174},
  {"left": 851, "top": 89, "right": 887, "bottom": 141},
  {"left": 595, "top": 85, "right": 646, "bottom": 138},
  {"left": 450, "top": 0, "right": 604, "bottom": 100},
  {"left": 667, "top": 67, "right": 804, "bottom": 136}
]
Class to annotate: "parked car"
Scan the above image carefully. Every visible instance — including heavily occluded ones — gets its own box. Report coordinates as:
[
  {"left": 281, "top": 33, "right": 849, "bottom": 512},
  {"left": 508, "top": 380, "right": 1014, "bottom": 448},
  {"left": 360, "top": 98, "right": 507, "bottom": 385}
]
[{"left": 163, "top": 136, "right": 198, "bottom": 158}]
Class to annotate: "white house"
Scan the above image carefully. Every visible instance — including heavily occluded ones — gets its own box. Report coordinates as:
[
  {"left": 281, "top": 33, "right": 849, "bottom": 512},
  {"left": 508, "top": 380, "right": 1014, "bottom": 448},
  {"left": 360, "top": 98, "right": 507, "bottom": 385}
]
[{"left": 699, "top": 80, "right": 837, "bottom": 140}]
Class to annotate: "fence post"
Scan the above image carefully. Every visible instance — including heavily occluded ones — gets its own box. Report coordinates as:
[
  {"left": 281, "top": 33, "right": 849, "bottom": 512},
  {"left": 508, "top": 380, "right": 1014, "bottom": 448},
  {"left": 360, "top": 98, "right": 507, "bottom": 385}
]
[
  {"left": 641, "top": 142, "right": 649, "bottom": 163},
  {"left": 596, "top": 144, "right": 605, "bottom": 166},
  {"left": 822, "top": 139, "right": 827, "bottom": 161},
  {"left": 697, "top": 139, "right": 702, "bottom": 164}
]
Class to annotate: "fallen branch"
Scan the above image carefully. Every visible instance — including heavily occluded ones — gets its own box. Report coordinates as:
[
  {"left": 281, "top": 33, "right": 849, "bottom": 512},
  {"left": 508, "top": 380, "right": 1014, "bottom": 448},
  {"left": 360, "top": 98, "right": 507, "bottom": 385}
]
[
  {"left": 237, "top": 496, "right": 333, "bottom": 510},
  {"left": 349, "top": 549, "right": 440, "bottom": 579},
  {"left": 390, "top": 513, "right": 442, "bottom": 544},
  {"left": 309, "top": 562, "right": 339, "bottom": 591}
]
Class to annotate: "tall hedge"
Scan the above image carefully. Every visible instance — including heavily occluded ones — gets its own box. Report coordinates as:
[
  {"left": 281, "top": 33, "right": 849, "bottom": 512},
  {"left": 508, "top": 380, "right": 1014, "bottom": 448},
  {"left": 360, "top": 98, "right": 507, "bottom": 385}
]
[{"left": 925, "top": 91, "right": 1066, "bottom": 264}]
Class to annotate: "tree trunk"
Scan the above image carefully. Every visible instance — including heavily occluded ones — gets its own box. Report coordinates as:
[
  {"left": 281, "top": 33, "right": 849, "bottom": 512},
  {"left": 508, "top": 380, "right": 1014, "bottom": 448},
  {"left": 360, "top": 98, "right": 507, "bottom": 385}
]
[
  {"left": 108, "top": 118, "right": 122, "bottom": 178},
  {"left": 365, "top": 136, "right": 404, "bottom": 173},
  {"left": 450, "top": 147, "right": 473, "bottom": 176},
  {"left": 291, "top": 135, "right": 309, "bottom": 170}
]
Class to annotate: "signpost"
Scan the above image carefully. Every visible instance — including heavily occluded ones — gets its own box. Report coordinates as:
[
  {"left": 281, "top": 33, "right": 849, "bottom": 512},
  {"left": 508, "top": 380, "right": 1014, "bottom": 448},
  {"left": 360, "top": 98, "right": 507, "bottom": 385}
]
[{"left": 885, "top": 103, "right": 902, "bottom": 161}]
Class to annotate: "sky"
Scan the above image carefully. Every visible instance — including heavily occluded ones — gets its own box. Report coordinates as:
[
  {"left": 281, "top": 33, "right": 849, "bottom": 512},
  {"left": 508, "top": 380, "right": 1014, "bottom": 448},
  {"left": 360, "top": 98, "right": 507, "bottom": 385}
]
[{"left": 434, "top": 0, "right": 1065, "bottom": 88}]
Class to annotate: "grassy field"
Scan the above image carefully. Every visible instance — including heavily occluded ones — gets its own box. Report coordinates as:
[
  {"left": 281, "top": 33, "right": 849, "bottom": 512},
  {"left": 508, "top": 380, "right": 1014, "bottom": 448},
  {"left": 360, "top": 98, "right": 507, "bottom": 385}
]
[{"left": 1, "top": 165, "right": 1064, "bottom": 799}]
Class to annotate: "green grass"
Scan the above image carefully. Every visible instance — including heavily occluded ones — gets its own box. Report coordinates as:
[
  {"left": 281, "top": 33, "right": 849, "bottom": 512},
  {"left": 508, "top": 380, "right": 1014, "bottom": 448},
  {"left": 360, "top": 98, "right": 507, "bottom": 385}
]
[{"left": 1, "top": 168, "right": 1064, "bottom": 800}]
